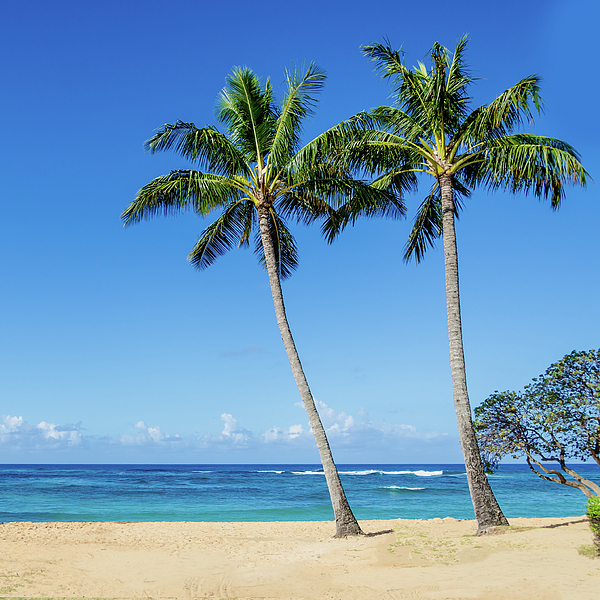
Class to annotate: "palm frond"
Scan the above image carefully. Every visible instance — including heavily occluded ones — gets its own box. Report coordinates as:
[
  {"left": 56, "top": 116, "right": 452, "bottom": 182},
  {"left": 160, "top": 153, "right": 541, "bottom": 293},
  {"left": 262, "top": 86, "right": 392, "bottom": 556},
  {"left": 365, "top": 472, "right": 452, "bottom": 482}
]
[
  {"left": 254, "top": 210, "right": 298, "bottom": 279},
  {"left": 188, "top": 200, "right": 256, "bottom": 270},
  {"left": 145, "top": 121, "right": 249, "bottom": 176},
  {"left": 288, "top": 165, "right": 403, "bottom": 209},
  {"left": 439, "top": 37, "right": 473, "bottom": 129},
  {"left": 363, "top": 41, "right": 432, "bottom": 131},
  {"left": 215, "top": 67, "right": 277, "bottom": 164},
  {"left": 425, "top": 39, "right": 473, "bottom": 138},
  {"left": 365, "top": 39, "right": 472, "bottom": 146},
  {"left": 403, "top": 178, "right": 469, "bottom": 262},
  {"left": 321, "top": 183, "right": 406, "bottom": 242},
  {"left": 478, "top": 134, "right": 588, "bottom": 207},
  {"left": 445, "top": 35, "right": 472, "bottom": 99},
  {"left": 268, "top": 63, "right": 327, "bottom": 169},
  {"left": 370, "top": 163, "right": 420, "bottom": 196},
  {"left": 369, "top": 106, "right": 427, "bottom": 143},
  {"left": 292, "top": 110, "right": 427, "bottom": 187},
  {"left": 455, "top": 77, "right": 542, "bottom": 152},
  {"left": 362, "top": 39, "right": 405, "bottom": 77},
  {"left": 404, "top": 185, "right": 442, "bottom": 263},
  {"left": 275, "top": 190, "right": 334, "bottom": 225},
  {"left": 122, "top": 170, "right": 245, "bottom": 225},
  {"left": 288, "top": 112, "right": 377, "bottom": 177}
]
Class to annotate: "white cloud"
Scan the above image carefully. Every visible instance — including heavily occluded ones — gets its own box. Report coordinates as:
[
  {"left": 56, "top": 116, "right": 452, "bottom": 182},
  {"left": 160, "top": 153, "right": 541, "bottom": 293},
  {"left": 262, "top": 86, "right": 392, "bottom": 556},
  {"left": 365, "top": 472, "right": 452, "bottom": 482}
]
[
  {"left": 315, "top": 400, "right": 356, "bottom": 434},
  {"left": 0, "top": 402, "right": 456, "bottom": 462},
  {"left": 291, "top": 400, "right": 449, "bottom": 453},
  {"left": 114, "top": 414, "right": 254, "bottom": 450},
  {"left": 120, "top": 420, "right": 182, "bottom": 446},
  {"left": 36, "top": 421, "right": 82, "bottom": 445},
  {"left": 288, "top": 424, "right": 305, "bottom": 438},
  {"left": 219, "top": 413, "right": 253, "bottom": 443},
  {"left": 220, "top": 413, "right": 239, "bottom": 437},
  {"left": 0, "top": 414, "right": 83, "bottom": 447},
  {"left": 0, "top": 414, "right": 25, "bottom": 434},
  {"left": 262, "top": 423, "right": 308, "bottom": 443}
]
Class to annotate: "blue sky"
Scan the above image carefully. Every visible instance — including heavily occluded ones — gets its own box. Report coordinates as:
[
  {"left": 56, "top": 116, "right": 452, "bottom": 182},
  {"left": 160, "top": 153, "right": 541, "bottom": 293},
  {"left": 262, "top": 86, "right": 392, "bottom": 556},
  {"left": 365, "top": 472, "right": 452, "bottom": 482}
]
[{"left": 1, "top": 0, "right": 597, "bottom": 464}]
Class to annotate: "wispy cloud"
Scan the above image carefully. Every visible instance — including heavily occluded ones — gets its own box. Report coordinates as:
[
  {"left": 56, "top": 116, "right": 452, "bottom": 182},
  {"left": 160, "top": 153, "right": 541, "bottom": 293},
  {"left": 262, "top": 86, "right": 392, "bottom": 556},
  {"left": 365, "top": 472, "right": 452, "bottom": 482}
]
[
  {"left": 119, "top": 421, "right": 183, "bottom": 446},
  {"left": 293, "top": 400, "right": 447, "bottom": 448},
  {"left": 0, "top": 402, "right": 454, "bottom": 461},
  {"left": 262, "top": 423, "right": 308, "bottom": 443}
]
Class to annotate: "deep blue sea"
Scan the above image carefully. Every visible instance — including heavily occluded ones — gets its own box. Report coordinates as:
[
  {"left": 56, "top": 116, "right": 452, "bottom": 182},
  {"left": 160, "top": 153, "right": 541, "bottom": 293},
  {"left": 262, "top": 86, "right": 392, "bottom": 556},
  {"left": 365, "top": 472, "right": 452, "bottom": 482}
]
[{"left": 1, "top": 464, "right": 598, "bottom": 523}]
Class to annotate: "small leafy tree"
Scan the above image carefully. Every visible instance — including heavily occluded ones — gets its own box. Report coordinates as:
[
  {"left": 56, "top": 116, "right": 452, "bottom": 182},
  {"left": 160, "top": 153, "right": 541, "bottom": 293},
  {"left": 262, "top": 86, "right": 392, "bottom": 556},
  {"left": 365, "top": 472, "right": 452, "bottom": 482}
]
[
  {"left": 475, "top": 349, "right": 600, "bottom": 498},
  {"left": 587, "top": 496, "right": 600, "bottom": 555}
]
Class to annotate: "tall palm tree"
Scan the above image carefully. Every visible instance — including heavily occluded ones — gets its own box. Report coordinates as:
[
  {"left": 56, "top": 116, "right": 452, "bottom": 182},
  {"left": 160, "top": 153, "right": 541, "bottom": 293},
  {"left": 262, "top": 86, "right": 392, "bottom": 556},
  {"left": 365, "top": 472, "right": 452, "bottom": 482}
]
[
  {"left": 324, "top": 37, "right": 588, "bottom": 533},
  {"left": 122, "top": 64, "right": 403, "bottom": 537}
]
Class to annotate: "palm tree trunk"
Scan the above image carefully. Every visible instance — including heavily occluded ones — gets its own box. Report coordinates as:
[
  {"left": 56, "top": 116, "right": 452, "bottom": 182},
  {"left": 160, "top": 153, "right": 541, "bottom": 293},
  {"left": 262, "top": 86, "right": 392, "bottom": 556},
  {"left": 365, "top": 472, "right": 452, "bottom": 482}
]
[
  {"left": 439, "top": 174, "right": 509, "bottom": 534},
  {"left": 257, "top": 206, "right": 363, "bottom": 537}
]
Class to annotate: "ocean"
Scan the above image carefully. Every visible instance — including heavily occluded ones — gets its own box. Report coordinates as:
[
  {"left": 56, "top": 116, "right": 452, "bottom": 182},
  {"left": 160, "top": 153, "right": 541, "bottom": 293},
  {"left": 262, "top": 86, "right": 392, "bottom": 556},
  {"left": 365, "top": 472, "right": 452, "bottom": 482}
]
[{"left": 1, "top": 464, "right": 597, "bottom": 523}]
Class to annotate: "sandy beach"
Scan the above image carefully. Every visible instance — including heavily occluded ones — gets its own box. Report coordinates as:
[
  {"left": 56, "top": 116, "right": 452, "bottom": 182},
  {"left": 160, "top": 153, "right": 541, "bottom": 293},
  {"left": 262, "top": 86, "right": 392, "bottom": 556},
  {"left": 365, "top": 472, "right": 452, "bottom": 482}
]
[{"left": 0, "top": 516, "right": 597, "bottom": 599}]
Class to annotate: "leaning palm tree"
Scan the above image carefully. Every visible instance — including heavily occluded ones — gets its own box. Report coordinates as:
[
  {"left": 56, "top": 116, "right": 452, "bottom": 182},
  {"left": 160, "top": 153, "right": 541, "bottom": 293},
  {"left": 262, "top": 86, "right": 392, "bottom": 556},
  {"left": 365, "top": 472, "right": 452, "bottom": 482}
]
[
  {"left": 122, "top": 64, "right": 402, "bottom": 537},
  {"left": 324, "top": 37, "right": 588, "bottom": 533}
]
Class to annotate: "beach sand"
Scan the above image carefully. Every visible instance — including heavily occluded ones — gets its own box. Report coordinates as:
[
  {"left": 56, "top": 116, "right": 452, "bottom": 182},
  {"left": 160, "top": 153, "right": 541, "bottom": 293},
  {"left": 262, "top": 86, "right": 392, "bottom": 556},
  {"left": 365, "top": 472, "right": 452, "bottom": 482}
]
[{"left": 0, "top": 516, "right": 598, "bottom": 599}]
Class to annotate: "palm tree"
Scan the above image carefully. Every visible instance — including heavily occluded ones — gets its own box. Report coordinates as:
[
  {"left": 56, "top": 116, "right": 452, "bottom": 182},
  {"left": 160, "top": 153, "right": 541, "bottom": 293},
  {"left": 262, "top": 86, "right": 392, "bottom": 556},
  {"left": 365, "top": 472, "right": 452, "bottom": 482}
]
[
  {"left": 324, "top": 37, "right": 588, "bottom": 533},
  {"left": 122, "top": 64, "right": 403, "bottom": 537}
]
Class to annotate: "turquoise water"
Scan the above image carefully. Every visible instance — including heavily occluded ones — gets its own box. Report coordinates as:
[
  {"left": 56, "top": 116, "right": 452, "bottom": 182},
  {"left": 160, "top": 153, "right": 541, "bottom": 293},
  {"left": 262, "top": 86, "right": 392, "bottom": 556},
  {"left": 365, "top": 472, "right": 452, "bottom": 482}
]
[{"left": 0, "top": 464, "right": 597, "bottom": 522}]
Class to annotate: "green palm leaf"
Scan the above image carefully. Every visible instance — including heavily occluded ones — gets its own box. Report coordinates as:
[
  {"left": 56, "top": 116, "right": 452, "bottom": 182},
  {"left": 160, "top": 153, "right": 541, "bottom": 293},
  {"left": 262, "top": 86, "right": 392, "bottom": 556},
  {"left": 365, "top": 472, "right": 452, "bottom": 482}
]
[
  {"left": 145, "top": 121, "right": 249, "bottom": 177},
  {"left": 188, "top": 200, "right": 255, "bottom": 270},
  {"left": 321, "top": 182, "right": 406, "bottom": 242},
  {"left": 268, "top": 63, "right": 327, "bottom": 170},
  {"left": 404, "top": 185, "right": 442, "bottom": 263},
  {"left": 445, "top": 35, "right": 472, "bottom": 99},
  {"left": 364, "top": 41, "right": 435, "bottom": 135},
  {"left": 455, "top": 77, "right": 542, "bottom": 154},
  {"left": 275, "top": 190, "right": 334, "bottom": 226},
  {"left": 122, "top": 170, "right": 245, "bottom": 224},
  {"left": 479, "top": 134, "right": 588, "bottom": 206},
  {"left": 215, "top": 67, "right": 277, "bottom": 164},
  {"left": 404, "top": 179, "right": 468, "bottom": 263}
]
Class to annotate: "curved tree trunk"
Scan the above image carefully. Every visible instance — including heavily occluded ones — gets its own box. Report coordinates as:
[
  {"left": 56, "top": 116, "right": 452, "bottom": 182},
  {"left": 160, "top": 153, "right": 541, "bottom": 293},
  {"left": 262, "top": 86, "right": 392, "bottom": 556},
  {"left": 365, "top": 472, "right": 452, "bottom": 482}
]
[
  {"left": 439, "top": 174, "right": 509, "bottom": 534},
  {"left": 257, "top": 206, "right": 363, "bottom": 537}
]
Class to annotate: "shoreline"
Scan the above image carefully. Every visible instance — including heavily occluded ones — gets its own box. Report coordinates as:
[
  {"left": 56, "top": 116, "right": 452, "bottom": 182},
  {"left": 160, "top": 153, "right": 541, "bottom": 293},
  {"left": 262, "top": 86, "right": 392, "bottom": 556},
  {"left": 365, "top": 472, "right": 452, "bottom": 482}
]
[{"left": 1, "top": 516, "right": 597, "bottom": 599}]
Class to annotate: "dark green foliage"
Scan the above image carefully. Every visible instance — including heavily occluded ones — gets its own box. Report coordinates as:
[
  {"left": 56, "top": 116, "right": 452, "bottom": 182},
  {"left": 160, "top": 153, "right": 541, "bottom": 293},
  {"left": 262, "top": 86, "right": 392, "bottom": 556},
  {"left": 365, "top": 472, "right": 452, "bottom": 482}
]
[{"left": 475, "top": 350, "right": 600, "bottom": 498}]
